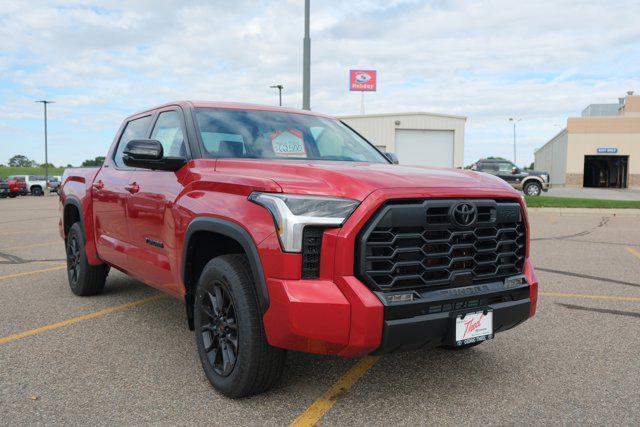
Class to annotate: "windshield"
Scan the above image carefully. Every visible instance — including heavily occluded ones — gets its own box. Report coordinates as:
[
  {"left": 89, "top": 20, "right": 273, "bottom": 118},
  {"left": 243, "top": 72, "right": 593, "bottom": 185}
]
[{"left": 194, "top": 108, "right": 388, "bottom": 163}]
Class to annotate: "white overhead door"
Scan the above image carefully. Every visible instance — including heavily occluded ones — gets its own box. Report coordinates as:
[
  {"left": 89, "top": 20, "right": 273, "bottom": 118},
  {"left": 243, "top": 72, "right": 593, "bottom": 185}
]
[{"left": 394, "top": 129, "right": 454, "bottom": 167}]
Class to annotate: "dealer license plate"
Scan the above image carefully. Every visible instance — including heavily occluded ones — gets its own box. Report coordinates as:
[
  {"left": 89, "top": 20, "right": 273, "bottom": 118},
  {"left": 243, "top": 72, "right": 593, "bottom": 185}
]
[{"left": 454, "top": 310, "right": 493, "bottom": 346}]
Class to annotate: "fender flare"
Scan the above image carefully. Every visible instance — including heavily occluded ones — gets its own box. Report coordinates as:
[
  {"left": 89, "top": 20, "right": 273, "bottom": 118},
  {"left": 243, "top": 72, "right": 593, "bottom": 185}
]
[
  {"left": 182, "top": 217, "right": 270, "bottom": 316},
  {"left": 63, "top": 196, "right": 86, "bottom": 237},
  {"left": 522, "top": 177, "right": 543, "bottom": 188}
]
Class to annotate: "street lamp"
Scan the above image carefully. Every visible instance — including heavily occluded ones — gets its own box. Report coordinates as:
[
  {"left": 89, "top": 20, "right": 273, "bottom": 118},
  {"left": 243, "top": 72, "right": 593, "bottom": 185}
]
[
  {"left": 302, "top": 0, "right": 310, "bottom": 110},
  {"left": 36, "top": 100, "right": 55, "bottom": 185},
  {"left": 270, "top": 84, "right": 284, "bottom": 106},
  {"left": 508, "top": 117, "right": 521, "bottom": 164}
]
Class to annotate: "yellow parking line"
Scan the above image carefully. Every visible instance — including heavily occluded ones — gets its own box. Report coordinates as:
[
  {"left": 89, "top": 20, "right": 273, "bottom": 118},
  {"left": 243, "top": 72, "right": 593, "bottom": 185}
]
[
  {"left": 0, "top": 265, "right": 67, "bottom": 281},
  {"left": 627, "top": 247, "right": 640, "bottom": 261},
  {"left": 291, "top": 355, "right": 381, "bottom": 427},
  {"left": 0, "top": 295, "right": 163, "bottom": 345},
  {"left": 539, "top": 291, "right": 640, "bottom": 302},
  {"left": 0, "top": 241, "right": 59, "bottom": 251},
  {"left": 0, "top": 229, "right": 59, "bottom": 237}
]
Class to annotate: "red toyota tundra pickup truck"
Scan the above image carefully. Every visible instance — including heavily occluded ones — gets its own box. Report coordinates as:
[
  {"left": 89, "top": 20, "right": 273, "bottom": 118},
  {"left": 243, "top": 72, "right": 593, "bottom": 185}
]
[{"left": 59, "top": 101, "right": 538, "bottom": 397}]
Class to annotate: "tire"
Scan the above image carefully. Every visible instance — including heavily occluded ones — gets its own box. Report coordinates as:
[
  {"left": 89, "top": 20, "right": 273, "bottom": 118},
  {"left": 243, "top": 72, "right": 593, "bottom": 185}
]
[
  {"left": 194, "top": 254, "right": 286, "bottom": 398},
  {"left": 8, "top": 193, "right": 17, "bottom": 198},
  {"left": 31, "top": 186, "right": 43, "bottom": 196},
  {"left": 523, "top": 181, "right": 542, "bottom": 197},
  {"left": 65, "top": 222, "right": 109, "bottom": 296}
]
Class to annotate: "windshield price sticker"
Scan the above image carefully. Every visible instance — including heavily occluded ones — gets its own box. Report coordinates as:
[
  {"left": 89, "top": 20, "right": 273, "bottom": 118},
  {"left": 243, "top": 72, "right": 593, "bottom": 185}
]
[{"left": 270, "top": 129, "right": 307, "bottom": 157}]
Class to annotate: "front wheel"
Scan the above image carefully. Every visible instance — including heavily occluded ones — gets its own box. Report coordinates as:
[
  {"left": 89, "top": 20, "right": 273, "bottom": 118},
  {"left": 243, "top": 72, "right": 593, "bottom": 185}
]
[
  {"left": 31, "top": 186, "right": 43, "bottom": 196},
  {"left": 194, "top": 254, "right": 286, "bottom": 398},
  {"left": 66, "top": 222, "right": 109, "bottom": 296},
  {"left": 523, "top": 181, "right": 542, "bottom": 197}
]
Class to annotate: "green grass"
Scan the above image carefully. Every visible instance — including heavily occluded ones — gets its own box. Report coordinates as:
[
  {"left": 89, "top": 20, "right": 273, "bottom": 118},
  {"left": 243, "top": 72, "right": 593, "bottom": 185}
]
[
  {"left": 0, "top": 166, "right": 66, "bottom": 179},
  {"left": 524, "top": 195, "right": 640, "bottom": 209}
]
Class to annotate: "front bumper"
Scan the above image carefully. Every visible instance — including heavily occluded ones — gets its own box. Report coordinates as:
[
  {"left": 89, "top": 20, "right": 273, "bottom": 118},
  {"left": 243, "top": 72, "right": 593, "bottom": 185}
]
[
  {"left": 374, "top": 288, "right": 530, "bottom": 353},
  {"left": 260, "top": 188, "right": 538, "bottom": 357},
  {"left": 263, "top": 258, "right": 538, "bottom": 357}
]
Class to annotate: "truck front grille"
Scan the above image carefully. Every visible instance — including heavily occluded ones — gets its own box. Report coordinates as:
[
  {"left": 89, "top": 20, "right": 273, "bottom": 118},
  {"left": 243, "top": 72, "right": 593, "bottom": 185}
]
[{"left": 356, "top": 199, "right": 526, "bottom": 292}]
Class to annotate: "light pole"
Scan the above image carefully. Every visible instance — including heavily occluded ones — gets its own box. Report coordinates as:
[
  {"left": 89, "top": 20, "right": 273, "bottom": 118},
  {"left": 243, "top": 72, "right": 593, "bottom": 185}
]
[
  {"left": 270, "top": 85, "right": 284, "bottom": 106},
  {"left": 302, "top": 0, "right": 310, "bottom": 110},
  {"left": 36, "top": 100, "right": 54, "bottom": 185},
  {"left": 508, "top": 117, "right": 521, "bottom": 164}
]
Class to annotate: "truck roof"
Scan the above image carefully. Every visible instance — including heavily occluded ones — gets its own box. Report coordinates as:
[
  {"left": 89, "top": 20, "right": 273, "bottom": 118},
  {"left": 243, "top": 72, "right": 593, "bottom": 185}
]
[{"left": 125, "top": 100, "right": 334, "bottom": 121}]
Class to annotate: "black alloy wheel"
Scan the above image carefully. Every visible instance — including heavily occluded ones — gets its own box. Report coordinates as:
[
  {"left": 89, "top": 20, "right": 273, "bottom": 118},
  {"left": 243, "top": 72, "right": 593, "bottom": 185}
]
[
  {"left": 199, "top": 281, "right": 239, "bottom": 377},
  {"left": 66, "top": 233, "right": 81, "bottom": 286}
]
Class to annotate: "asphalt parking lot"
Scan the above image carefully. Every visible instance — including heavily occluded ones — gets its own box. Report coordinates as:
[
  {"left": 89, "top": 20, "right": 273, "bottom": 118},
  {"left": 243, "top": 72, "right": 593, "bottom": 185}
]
[{"left": 1, "top": 196, "right": 639, "bottom": 425}]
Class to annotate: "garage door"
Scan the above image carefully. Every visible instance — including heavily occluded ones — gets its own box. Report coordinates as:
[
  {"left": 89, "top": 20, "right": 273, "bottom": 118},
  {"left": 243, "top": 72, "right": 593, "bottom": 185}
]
[{"left": 394, "top": 129, "right": 454, "bottom": 167}]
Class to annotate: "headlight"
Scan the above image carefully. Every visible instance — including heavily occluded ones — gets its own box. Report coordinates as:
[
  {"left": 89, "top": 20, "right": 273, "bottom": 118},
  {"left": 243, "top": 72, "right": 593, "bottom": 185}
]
[{"left": 249, "top": 192, "right": 360, "bottom": 252}]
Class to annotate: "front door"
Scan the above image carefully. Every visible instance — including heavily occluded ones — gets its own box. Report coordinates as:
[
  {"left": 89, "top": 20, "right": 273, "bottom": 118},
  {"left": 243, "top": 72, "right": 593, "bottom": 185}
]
[
  {"left": 125, "top": 108, "right": 190, "bottom": 295},
  {"left": 496, "top": 161, "right": 524, "bottom": 186},
  {"left": 93, "top": 114, "right": 152, "bottom": 270}
]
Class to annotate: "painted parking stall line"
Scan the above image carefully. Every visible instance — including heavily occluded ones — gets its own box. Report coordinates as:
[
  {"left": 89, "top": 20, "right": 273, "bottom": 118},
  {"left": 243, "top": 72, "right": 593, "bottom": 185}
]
[{"left": 0, "top": 294, "right": 163, "bottom": 345}]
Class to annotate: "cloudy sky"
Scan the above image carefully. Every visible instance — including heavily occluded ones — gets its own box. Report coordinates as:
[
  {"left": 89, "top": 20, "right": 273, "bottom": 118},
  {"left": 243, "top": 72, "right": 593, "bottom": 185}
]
[{"left": 1, "top": 0, "right": 639, "bottom": 167}]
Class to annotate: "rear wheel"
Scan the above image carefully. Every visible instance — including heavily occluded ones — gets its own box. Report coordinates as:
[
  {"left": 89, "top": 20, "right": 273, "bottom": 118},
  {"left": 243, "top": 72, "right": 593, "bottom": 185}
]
[
  {"left": 31, "top": 186, "right": 43, "bottom": 196},
  {"left": 194, "top": 254, "right": 286, "bottom": 398},
  {"left": 8, "top": 193, "right": 17, "bottom": 198},
  {"left": 66, "top": 222, "right": 109, "bottom": 296},
  {"left": 523, "top": 181, "right": 542, "bottom": 197}
]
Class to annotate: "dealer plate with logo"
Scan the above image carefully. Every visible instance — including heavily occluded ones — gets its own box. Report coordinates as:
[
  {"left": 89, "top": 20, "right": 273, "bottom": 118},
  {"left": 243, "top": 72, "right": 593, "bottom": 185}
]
[{"left": 454, "top": 310, "right": 493, "bottom": 346}]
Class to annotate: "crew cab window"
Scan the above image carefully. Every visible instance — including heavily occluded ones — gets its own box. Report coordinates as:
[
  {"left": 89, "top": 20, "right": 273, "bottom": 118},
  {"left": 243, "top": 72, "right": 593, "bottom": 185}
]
[
  {"left": 497, "top": 162, "right": 513, "bottom": 172},
  {"left": 194, "top": 108, "right": 387, "bottom": 163},
  {"left": 478, "top": 162, "right": 497, "bottom": 172},
  {"left": 114, "top": 115, "right": 152, "bottom": 168},
  {"left": 150, "top": 111, "right": 187, "bottom": 158}
]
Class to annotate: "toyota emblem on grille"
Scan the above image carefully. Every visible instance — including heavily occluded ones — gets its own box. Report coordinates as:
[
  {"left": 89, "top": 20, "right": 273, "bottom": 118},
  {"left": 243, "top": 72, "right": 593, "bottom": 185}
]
[{"left": 450, "top": 202, "right": 478, "bottom": 227}]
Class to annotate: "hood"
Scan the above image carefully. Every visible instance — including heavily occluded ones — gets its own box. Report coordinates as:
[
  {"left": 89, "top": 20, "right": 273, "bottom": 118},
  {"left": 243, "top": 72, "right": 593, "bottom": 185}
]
[{"left": 214, "top": 159, "right": 515, "bottom": 200}]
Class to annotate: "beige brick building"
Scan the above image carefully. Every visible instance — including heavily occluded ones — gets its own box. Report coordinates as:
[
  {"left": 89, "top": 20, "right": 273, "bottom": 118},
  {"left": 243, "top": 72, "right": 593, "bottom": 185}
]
[{"left": 535, "top": 92, "right": 640, "bottom": 188}]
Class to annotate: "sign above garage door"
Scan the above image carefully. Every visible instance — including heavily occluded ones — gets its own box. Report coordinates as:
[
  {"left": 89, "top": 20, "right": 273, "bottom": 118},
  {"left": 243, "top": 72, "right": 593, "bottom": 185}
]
[{"left": 597, "top": 147, "right": 618, "bottom": 153}]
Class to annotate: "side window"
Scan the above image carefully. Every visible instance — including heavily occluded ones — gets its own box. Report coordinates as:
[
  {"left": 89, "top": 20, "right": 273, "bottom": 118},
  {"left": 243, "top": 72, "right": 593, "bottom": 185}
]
[
  {"left": 150, "top": 111, "right": 187, "bottom": 158},
  {"left": 114, "top": 115, "right": 152, "bottom": 167},
  {"left": 497, "top": 162, "right": 513, "bottom": 173}
]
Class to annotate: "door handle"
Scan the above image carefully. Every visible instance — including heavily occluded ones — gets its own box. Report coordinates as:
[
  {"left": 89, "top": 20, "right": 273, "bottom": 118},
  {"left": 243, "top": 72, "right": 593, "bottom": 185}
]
[
  {"left": 92, "top": 180, "right": 104, "bottom": 190},
  {"left": 124, "top": 183, "right": 139, "bottom": 194}
]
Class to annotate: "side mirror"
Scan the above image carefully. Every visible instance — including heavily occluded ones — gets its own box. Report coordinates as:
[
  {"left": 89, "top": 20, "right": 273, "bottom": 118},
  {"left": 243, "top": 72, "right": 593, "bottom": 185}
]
[
  {"left": 511, "top": 166, "right": 519, "bottom": 174},
  {"left": 122, "top": 139, "right": 187, "bottom": 171},
  {"left": 384, "top": 152, "right": 399, "bottom": 164}
]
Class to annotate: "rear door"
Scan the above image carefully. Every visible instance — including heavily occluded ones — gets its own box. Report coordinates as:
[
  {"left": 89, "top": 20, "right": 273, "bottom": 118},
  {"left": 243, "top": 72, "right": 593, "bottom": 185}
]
[
  {"left": 124, "top": 107, "right": 190, "bottom": 295},
  {"left": 93, "top": 114, "right": 152, "bottom": 270}
]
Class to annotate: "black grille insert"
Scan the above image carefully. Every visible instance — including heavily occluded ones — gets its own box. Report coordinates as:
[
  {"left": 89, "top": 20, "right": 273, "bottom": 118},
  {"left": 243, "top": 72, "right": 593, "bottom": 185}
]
[
  {"left": 301, "top": 227, "right": 323, "bottom": 279},
  {"left": 357, "top": 199, "right": 526, "bottom": 292}
]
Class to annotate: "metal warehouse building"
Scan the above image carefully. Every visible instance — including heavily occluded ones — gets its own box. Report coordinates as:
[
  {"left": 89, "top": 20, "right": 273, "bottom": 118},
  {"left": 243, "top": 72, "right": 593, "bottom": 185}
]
[
  {"left": 339, "top": 112, "right": 466, "bottom": 168},
  {"left": 535, "top": 92, "right": 640, "bottom": 188}
]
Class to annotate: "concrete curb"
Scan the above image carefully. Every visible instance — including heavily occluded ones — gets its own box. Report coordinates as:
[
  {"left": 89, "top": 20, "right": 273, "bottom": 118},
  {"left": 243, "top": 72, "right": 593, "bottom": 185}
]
[{"left": 527, "top": 207, "right": 640, "bottom": 216}]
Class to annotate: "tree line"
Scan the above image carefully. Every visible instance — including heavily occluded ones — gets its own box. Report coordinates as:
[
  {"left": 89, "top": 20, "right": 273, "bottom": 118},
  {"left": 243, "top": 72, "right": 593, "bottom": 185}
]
[{"left": 1, "top": 154, "right": 105, "bottom": 168}]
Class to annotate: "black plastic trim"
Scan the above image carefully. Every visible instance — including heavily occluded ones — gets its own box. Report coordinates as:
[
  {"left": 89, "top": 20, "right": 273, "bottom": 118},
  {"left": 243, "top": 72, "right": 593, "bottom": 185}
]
[
  {"left": 182, "top": 217, "right": 270, "bottom": 316},
  {"left": 63, "top": 196, "right": 85, "bottom": 238},
  {"left": 373, "top": 297, "right": 531, "bottom": 354}
]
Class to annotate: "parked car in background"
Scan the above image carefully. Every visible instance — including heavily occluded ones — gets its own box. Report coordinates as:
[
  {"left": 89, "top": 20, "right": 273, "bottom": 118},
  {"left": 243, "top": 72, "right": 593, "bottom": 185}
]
[
  {"left": 470, "top": 159, "right": 550, "bottom": 196},
  {"left": 7, "top": 177, "right": 27, "bottom": 197},
  {"left": 49, "top": 176, "right": 62, "bottom": 194},
  {"left": 60, "top": 101, "right": 539, "bottom": 398},
  {"left": 8, "top": 175, "right": 48, "bottom": 196},
  {"left": 0, "top": 179, "right": 8, "bottom": 198}
]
